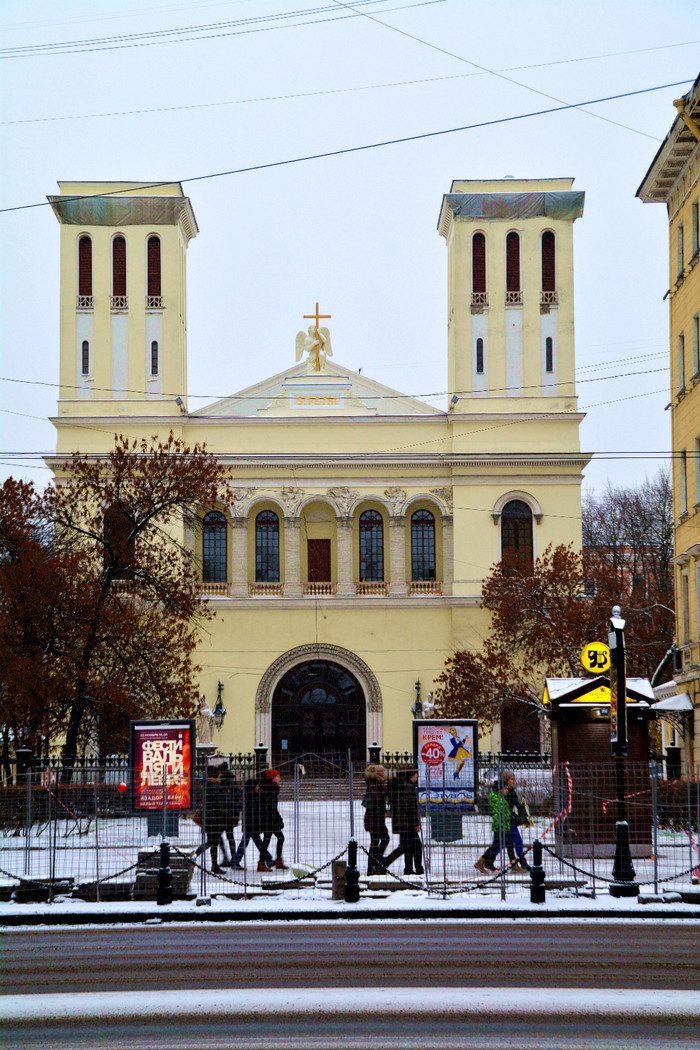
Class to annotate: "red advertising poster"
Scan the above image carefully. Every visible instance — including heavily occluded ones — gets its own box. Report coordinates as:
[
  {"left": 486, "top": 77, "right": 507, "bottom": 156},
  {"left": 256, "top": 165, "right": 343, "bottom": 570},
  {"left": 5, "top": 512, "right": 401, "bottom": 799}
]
[{"left": 129, "top": 720, "right": 195, "bottom": 811}]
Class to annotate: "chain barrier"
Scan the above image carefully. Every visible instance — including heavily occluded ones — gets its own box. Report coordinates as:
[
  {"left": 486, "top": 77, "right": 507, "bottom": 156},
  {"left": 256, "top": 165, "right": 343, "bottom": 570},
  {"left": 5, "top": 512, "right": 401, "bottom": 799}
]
[
  {"left": 171, "top": 843, "right": 349, "bottom": 889},
  {"left": 0, "top": 858, "right": 141, "bottom": 890},
  {"left": 540, "top": 842, "right": 699, "bottom": 886}
]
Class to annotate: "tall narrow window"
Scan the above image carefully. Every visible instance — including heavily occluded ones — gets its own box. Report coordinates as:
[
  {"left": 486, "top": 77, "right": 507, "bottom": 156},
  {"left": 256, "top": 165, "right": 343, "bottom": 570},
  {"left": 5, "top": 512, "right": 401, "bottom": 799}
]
[
  {"left": 151, "top": 340, "right": 159, "bottom": 376},
  {"left": 678, "top": 332, "right": 685, "bottom": 393},
  {"left": 112, "top": 236, "right": 126, "bottom": 306},
  {"left": 505, "top": 232, "right": 521, "bottom": 302},
  {"left": 256, "top": 510, "right": 280, "bottom": 582},
  {"left": 359, "top": 510, "right": 384, "bottom": 581},
  {"left": 680, "top": 451, "right": 688, "bottom": 515},
  {"left": 202, "top": 511, "right": 227, "bottom": 583},
  {"left": 501, "top": 499, "right": 533, "bottom": 570},
  {"left": 541, "top": 231, "right": 556, "bottom": 302},
  {"left": 103, "top": 503, "right": 136, "bottom": 579},
  {"left": 147, "top": 236, "right": 162, "bottom": 306},
  {"left": 677, "top": 222, "right": 684, "bottom": 278},
  {"left": 78, "top": 235, "right": 92, "bottom": 306},
  {"left": 472, "top": 232, "right": 487, "bottom": 304},
  {"left": 692, "top": 201, "right": 699, "bottom": 257},
  {"left": 475, "top": 337, "right": 484, "bottom": 374},
  {"left": 545, "top": 337, "right": 554, "bottom": 373},
  {"left": 81, "top": 340, "right": 90, "bottom": 376},
  {"left": 411, "top": 510, "right": 436, "bottom": 581},
  {"left": 695, "top": 436, "right": 700, "bottom": 509},
  {"left": 693, "top": 314, "right": 699, "bottom": 377}
]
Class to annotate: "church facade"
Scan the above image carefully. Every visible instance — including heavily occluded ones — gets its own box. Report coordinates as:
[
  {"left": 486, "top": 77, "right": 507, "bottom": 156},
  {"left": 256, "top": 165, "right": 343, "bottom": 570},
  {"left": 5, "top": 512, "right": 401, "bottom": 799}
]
[{"left": 47, "top": 178, "right": 589, "bottom": 761}]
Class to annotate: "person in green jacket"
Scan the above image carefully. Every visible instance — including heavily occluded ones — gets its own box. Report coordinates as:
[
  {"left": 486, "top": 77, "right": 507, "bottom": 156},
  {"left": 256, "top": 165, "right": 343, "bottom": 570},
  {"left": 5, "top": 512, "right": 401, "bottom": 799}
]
[{"left": 474, "top": 775, "right": 517, "bottom": 874}]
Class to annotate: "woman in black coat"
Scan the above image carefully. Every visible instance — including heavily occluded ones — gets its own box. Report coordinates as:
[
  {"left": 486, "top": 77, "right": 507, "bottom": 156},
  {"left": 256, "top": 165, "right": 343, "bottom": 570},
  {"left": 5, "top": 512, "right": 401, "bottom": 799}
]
[
  {"left": 363, "top": 764, "right": 389, "bottom": 875},
  {"left": 259, "top": 769, "right": 288, "bottom": 870},
  {"left": 384, "top": 769, "right": 424, "bottom": 876}
]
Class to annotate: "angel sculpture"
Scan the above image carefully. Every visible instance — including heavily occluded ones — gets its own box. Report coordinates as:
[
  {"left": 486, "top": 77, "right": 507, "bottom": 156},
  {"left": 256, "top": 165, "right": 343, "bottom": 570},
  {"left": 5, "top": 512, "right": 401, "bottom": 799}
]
[{"left": 295, "top": 325, "right": 333, "bottom": 372}]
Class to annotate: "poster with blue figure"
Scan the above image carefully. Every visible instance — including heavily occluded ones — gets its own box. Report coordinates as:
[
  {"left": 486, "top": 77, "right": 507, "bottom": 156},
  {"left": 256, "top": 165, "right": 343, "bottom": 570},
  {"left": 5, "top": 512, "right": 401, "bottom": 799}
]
[{"left": 413, "top": 719, "right": 478, "bottom": 813}]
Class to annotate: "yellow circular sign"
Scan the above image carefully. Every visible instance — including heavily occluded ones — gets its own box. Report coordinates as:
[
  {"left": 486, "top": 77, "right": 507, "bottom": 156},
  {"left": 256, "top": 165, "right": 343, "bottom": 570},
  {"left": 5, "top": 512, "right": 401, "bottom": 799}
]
[{"left": 581, "top": 641, "right": 611, "bottom": 674}]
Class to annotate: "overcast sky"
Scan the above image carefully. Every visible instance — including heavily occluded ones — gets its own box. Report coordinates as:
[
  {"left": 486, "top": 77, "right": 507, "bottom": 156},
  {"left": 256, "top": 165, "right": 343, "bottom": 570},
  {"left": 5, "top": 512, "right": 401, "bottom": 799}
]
[{"left": 1, "top": 0, "right": 698, "bottom": 493}]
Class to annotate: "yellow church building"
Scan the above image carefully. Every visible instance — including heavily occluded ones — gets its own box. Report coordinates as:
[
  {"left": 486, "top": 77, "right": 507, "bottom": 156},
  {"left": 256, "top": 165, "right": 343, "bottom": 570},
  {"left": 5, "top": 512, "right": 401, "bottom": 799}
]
[{"left": 47, "top": 177, "right": 589, "bottom": 762}]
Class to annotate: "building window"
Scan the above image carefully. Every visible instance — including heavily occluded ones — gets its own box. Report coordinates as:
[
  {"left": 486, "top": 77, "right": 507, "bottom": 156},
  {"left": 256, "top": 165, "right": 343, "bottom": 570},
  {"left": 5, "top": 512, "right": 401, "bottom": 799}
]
[
  {"left": 78, "top": 235, "right": 92, "bottom": 306},
  {"left": 112, "top": 236, "right": 127, "bottom": 307},
  {"left": 472, "top": 232, "right": 487, "bottom": 304},
  {"left": 541, "top": 231, "right": 556, "bottom": 302},
  {"left": 678, "top": 332, "right": 685, "bottom": 394},
  {"left": 202, "top": 511, "right": 227, "bottom": 583},
  {"left": 147, "top": 236, "right": 162, "bottom": 307},
  {"left": 505, "top": 231, "right": 521, "bottom": 303},
  {"left": 680, "top": 571, "right": 690, "bottom": 644},
  {"left": 695, "top": 436, "right": 700, "bottom": 508},
  {"left": 255, "top": 510, "right": 280, "bottom": 583},
  {"left": 476, "top": 337, "right": 484, "bottom": 374},
  {"left": 501, "top": 499, "right": 533, "bottom": 570},
  {"left": 411, "top": 510, "right": 436, "bottom": 581},
  {"left": 81, "top": 340, "right": 89, "bottom": 376},
  {"left": 693, "top": 314, "right": 699, "bottom": 378},
  {"left": 151, "top": 340, "right": 159, "bottom": 376},
  {"left": 680, "top": 451, "right": 688, "bottom": 516},
  {"left": 103, "top": 503, "right": 136, "bottom": 579},
  {"left": 677, "top": 222, "right": 684, "bottom": 278},
  {"left": 359, "top": 510, "right": 384, "bottom": 581},
  {"left": 545, "top": 337, "right": 554, "bottom": 373},
  {"left": 692, "top": 200, "right": 699, "bottom": 258}
]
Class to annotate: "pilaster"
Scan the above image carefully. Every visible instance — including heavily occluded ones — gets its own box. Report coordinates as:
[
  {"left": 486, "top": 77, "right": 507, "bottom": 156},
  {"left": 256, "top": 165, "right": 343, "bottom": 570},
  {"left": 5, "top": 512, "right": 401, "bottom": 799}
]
[
  {"left": 388, "top": 516, "right": 408, "bottom": 596},
  {"left": 336, "top": 516, "right": 355, "bottom": 596},
  {"left": 442, "top": 515, "right": 454, "bottom": 596},
  {"left": 284, "top": 517, "right": 302, "bottom": 597},
  {"left": 230, "top": 517, "right": 248, "bottom": 597}
]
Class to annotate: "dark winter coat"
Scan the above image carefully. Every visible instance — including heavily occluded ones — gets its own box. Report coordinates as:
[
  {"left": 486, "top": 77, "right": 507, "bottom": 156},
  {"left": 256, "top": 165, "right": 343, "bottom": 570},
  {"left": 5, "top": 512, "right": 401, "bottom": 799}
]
[
  {"left": 363, "top": 769, "right": 388, "bottom": 833},
  {"left": 258, "top": 780, "right": 284, "bottom": 834},
  {"left": 506, "top": 785, "right": 528, "bottom": 827},
  {"left": 389, "top": 771, "right": 420, "bottom": 834},
  {"left": 241, "top": 777, "right": 263, "bottom": 834},
  {"left": 203, "top": 776, "right": 233, "bottom": 837}
]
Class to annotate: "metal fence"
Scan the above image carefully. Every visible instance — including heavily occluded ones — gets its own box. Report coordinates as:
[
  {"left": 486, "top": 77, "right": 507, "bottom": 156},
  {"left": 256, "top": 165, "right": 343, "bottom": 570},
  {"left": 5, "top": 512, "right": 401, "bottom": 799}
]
[{"left": 1, "top": 759, "right": 698, "bottom": 903}]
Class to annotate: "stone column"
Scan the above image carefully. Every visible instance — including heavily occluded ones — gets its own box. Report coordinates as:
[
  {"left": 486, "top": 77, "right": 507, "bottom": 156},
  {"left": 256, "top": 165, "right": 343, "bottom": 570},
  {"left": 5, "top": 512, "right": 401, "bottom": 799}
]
[
  {"left": 284, "top": 517, "right": 302, "bottom": 597},
  {"left": 230, "top": 517, "right": 248, "bottom": 597},
  {"left": 442, "top": 514, "right": 454, "bottom": 596},
  {"left": 336, "top": 516, "right": 355, "bottom": 596},
  {"left": 388, "top": 515, "right": 408, "bottom": 596}
]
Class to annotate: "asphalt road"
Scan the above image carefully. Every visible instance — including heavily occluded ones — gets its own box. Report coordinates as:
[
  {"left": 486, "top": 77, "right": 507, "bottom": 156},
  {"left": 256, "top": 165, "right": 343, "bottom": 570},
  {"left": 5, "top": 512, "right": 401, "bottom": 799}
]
[{"left": 3, "top": 919, "right": 699, "bottom": 992}]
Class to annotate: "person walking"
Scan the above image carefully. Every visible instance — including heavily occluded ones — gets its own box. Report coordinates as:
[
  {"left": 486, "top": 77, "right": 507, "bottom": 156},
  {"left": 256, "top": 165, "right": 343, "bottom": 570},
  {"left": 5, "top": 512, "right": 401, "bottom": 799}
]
[
  {"left": 363, "top": 763, "right": 389, "bottom": 875},
  {"left": 193, "top": 763, "right": 233, "bottom": 875},
  {"left": 505, "top": 771, "right": 531, "bottom": 872},
  {"left": 259, "top": 768, "right": 288, "bottom": 870},
  {"left": 231, "top": 775, "right": 273, "bottom": 872},
  {"left": 384, "top": 768, "right": 424, "bottom": 876},
  {"left": 474, "top": 775, "right": 516, "bottom": 874}
]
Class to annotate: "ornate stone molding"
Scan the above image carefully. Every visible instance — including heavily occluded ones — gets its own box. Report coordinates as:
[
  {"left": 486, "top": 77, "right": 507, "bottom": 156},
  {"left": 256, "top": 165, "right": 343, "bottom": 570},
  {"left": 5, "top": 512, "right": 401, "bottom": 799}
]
[
  {"left": 227, "top": 487, "right": 254, "bottom": 516},
  {"left": 383, "top": 487, "right": 407, "bottom": 514},
  {"left": 326, "top": 487, "right": 359, "bottom": 515},
  {"left": 255, "top": 643, "right": 382, "bottom": 714},
  {"left": 430, "top": 487, "right": 453, "bottom": 513},
  {"left": 279, "top": 486, "right": 305, "bottom": 515}
]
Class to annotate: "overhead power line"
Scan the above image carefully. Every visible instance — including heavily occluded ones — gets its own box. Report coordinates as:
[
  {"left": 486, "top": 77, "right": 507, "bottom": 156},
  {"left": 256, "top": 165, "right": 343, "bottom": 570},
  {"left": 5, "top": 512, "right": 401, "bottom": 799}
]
[{"left": 0, "top": 78, "right": 692, "bottom": 215}]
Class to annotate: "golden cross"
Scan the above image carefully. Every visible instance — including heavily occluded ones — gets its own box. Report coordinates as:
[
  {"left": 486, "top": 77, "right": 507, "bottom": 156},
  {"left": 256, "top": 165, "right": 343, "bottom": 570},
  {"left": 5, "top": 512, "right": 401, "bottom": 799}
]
[{"left": 303, "top": 301, "right": 331, "bottom": 372}]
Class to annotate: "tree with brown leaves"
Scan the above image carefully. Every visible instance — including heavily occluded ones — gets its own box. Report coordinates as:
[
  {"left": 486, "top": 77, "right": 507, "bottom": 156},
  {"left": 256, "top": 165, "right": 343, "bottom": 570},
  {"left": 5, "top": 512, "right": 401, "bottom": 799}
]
[{"left": 1, "top": 434, "right": 222, "bottom": 778}]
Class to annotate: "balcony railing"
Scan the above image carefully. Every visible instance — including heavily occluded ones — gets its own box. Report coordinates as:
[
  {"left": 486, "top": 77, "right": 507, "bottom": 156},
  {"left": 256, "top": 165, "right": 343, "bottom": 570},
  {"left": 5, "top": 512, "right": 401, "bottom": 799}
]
[
  {"left": 303, "top": 582, "right": 336, "bottom": 597},
  {"left": 249, "top": 582, "right": 283, "bottom": 596},
  {"left": 146, "top": 295, "right": 163, "bottom": 309},
  {"left": 197, "top": 582, "right": 229, "bottom": 597},
  {"left": 471, "top": 292, "right": 488, "bottom": 306},
  {"left": 76, "top": 295, "right": 94, "bottom": 309},
  {"left": 111, "top": 295, "right": 128, "bottom": 310},
  {"left": 356, "top": 581, "right": 388, "bottom": 596},
  {"left": 409, "top": 580, "right": 442, "bottom": 595},
  {"left": 505, "top": 290, "right": 522, "bottom": 305},
  {"left": 540, "top": 290, "right": 558, "bottom": 304}
]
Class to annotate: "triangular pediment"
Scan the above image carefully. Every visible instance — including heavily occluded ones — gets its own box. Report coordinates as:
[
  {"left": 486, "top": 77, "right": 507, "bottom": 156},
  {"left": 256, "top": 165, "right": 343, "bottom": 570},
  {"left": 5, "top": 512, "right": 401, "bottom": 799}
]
[{"left": 191, "top": 360, "right": 441, "bottom": 418}]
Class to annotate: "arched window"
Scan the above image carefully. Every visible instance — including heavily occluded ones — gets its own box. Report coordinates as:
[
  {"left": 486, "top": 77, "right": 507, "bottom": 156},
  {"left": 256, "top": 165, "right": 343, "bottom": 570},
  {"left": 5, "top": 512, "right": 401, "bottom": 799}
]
[
  {"left": 112, "top": 236, "right": 126, "bottom": 304},
  {"left": 151, "top": 340, "right": 159, "bottom": 376},
  {"left": 541, "top": 231, "right": 556, "bottom": 297},
  {"left": 147, "top": 236, "right": 162, "bottom": 305},
  {"left": 505, "top": 232, "right": 521, "bottom": 301},
  {"left": 78, "top": 235, "right": 92, "bottom": 305},
  {"left": 256, "top": 510, "right": 280, "bottom": 583},
  {"left": 476, "top": 337, "right": 484, "bottom": 374},
  {"left": 359, "top": 510, "right": 384, "bottom": 581},
  {"left": 545, "top": 337, "right": 553, "bottom": 373},
  {"left": 501, "top": 500, "right": 533, "bottom": 570},
  {"left": 411, "top": 510, "right": 436, "bottom": 581},
  {"left": 202, "top": 511, "right": 227, "bottom": 583},
  {"left": 472, "top": 232, "right": 486, "bottom": 303},
  {"left": 81, "top": 340, "right": 90, "bottom": 376}
]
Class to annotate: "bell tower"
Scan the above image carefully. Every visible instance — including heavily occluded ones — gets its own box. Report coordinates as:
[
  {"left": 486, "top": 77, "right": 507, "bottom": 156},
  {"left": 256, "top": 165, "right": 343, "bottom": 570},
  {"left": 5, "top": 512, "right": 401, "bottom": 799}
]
[
  {"left": 48, "top": 181, "right": 198, "bottom": 416},
  {"left": 438, "top": 178, "right": 584, "bottom": 413}
]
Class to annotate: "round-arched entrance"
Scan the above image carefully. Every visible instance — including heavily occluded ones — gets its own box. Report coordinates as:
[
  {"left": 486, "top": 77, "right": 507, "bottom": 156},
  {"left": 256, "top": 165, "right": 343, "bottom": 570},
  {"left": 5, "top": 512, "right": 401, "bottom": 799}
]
[{"left": 271, "top": 660, "right": 366, "bottom": 766}]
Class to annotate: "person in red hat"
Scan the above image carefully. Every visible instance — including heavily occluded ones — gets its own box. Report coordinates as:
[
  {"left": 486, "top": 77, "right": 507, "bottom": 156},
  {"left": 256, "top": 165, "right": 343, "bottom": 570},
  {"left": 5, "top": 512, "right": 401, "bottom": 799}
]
[{"left": 259, "top": 768, "right": 288, "bottom": 870}]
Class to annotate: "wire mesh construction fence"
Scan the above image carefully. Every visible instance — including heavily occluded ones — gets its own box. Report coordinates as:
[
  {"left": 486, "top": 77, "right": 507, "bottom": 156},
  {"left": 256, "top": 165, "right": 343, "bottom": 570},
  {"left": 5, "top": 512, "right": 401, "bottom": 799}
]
[{"left": 0, "top": 758, "right": 698, "bottom": 903}]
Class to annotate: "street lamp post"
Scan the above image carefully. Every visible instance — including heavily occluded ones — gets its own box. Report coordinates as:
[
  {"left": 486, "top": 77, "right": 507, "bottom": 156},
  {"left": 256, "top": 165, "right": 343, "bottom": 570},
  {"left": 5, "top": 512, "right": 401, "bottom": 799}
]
[
  {"left": 608, "top": 605, "right": 639, "bottom": 898},
  {"left": 212, "top": 681, "right": 226, "bottom": 730},
  {"left": 411, "top": 680, "right": 423, "bottom": 719}
]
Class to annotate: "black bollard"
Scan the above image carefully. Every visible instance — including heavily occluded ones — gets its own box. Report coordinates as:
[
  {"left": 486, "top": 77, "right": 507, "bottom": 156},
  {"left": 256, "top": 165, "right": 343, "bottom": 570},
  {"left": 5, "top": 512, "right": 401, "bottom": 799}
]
[
  {"left": 344, "top": 838, "right": 360, "bottom": 903},
  {"left": 157, "top": 841, "right": 173, "bottom": 906},
  {"left": 530, "top": 839, "right": 546, "bottom": 904}
]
